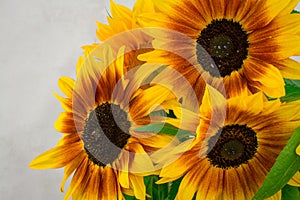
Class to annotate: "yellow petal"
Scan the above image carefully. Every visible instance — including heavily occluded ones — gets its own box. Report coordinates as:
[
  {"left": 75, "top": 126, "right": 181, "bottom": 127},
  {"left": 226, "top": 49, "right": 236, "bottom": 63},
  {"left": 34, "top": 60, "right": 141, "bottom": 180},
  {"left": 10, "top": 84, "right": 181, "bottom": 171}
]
[
  {"left": 86, "top": 165, "right": 102, "bottom": 200},
  {"left": 279, "top": 100, "right": 300, "bottom": 122},
  {"left": 242, "top": 0, "right": 290, "bottom": 31},
  {"left": 202, "top": 84, "right": 226, "bottom": 111},
  {"left": 224, "top": 71, "right": 252, "bottom": 98},
  {"left": 133, "top": 132, "right": 174, "bottom": 150},
  {"left": 110, "top": 0, "right": 132, "bottom": 21},
  {"left": 128, "top": 143, "right": 155, "bottom": 175},
  {"left": 101, "top": 167, "right": 118, "bottom": 199},
  {"left": 133, "top": 0, "right": 155, "bottom": 15},
  {"left": 296, "top": 145, "right": 300, "bottom": 156},
  {"left": 288, "top": 172, "right": 300, "bottom": 187},
  {"left": 151, "top": 138, "right": 192, "bottom": 165},
  {"left": 176, "top": 167, "right": 201, "bottom": 200},
  {"left": 96, "top": 21, "right": 113, "bottom": 41},
  {"left": 57, "top": 133, "right": 80, "bottom": 146},
  {"left": 158, "top": 151, "right": 199, "bottom": 182},
  {"left": 118, "top": 151, "right": 130, "bottom": 188},
  {"left": 54, "top": 112, "right": 81, "bottom": 133},
  {"left": 75, "top": 56, "right": 84, "bottom": 76},
  {"left": 29, "top": 142, "right": 82, "bottom": 169},
  {"left": 122, "top": 187, "right": 135, "bottom": 197},
  {"left": 227, "top": 92, "right": 265, "bottom": 116},
  {"left": 58, "top": 76, "right": 75, "bottom": 98},
  {"left": 63, "top": 159, "right": 89, "bottom": 200},
  {"left": 250, "top": 36, "right": 300, "bottom": 60},
  {"left": 81, "top": 44, "right": 98, "bottom": 57},
  {"left": 164, "top": 108, "right": 199, "bottom": 133},
  {"left": 53, "top": 92, "right": 72, "bottom": 112},
  {"left": 243, "top": 58, "right": 285, "bottom": 97},
  {"left": 129, "top": 175, "right": 146, "bottom": 200},
  {"left": 60, "top": 151, "right": 86, "bottom": 192},
  {"left": 273, "top": 58, "right": 300, "bottom": 79},
  {"left": 200, "top": 85, "right": 226, "bottom": 127},
  {"left": 265, "top": 190, "right": 282, "bottom": 200},
  {"left": 278, "top": 0, "right": 300, "bottom": 16},
  {"left": 129, "top": 84, "right": 175, "bottom": 120}
]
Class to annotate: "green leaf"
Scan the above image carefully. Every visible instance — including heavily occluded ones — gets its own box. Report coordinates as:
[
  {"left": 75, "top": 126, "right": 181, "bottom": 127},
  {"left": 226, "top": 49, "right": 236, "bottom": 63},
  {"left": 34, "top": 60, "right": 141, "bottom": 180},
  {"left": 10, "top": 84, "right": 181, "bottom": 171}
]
[
  {"left": 281, "top": 79, "right": 300, "bottom": 102},
  {"left": 135, "top": 123, "right": 179, "bottom": 135},
  {"left": 286, "top": 79, "right": 300, "bottom": 88},
  {"left": 123, "top": 193, "right": 137, "bottom": 200},
  {"left": 282, "top": 185, "right": 300, "bottom": 200},
  {"left": 149, "top": 110, "right": 168, "bottom": 117},
  {"left": 292, "top": 10, "right": 300, "bottom": 14},
  {"left": 253, "top": 127, "right": 300, "bottom": 200},
  {"left": 145, "top": 175, "right": 169, "bottom": 200},
  {"left": 134, "top": 123, "right": 194, "bottom": 141},
  {"left": 145, "top": 176, "right": 154, "bottom": 200},
  {"left": 168, "top": 177, "right": 183, "bottom": 200}
]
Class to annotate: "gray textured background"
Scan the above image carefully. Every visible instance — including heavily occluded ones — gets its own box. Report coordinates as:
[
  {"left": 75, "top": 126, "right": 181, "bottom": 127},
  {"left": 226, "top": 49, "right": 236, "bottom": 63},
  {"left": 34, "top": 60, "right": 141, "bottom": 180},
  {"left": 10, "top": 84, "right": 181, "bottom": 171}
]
[{"left": 0, "top": 1, "right": 299, "bottom": 199}]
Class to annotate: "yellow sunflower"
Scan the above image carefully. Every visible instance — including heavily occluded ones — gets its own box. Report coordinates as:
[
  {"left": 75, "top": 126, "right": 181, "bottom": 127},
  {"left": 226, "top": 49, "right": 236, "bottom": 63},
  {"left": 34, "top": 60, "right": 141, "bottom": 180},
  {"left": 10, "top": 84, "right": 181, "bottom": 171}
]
[
  {"left": 152, "top": 85, "right": 300, "bottom": 200},
  {"left": 137, "top": 0, "right": 300, "bottom": 98},
  {"left": 96, "top": 0, "right": 156, "bottom": 71},
  {"left": 29, "top": 44, "right": 175, "bottom": 200}
]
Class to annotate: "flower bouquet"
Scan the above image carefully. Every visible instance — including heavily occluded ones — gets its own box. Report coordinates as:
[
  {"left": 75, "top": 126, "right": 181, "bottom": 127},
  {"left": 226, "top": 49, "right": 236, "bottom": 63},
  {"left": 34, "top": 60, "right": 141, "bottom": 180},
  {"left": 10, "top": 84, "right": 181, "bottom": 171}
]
[{"left": 30, "top": 0, "right": 300, "bottom": 199}]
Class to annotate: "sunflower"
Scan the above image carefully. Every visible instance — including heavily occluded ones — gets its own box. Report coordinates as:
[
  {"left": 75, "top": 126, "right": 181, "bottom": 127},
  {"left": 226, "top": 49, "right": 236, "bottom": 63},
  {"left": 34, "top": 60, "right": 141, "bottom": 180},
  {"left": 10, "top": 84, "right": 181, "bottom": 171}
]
[
  {"left": 29, "top": 44, "right": 176, "bottom": 200},
  {"left": 137, "top": 0, "right": 300, "bottom": 99},
  {"left": 152, "top": 85, "right": 300, "bottom": 200},
  {"left": 96, "top": 0, "right": 156, "bottom": 71}
]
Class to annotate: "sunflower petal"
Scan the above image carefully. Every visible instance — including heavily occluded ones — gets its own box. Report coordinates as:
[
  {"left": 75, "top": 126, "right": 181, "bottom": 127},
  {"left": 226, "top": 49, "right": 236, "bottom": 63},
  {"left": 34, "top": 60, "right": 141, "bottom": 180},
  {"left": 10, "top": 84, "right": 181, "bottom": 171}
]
[
  {"left": 101, "top": 167, "right": 118, "bottom": 199},
  {"left": 176, "top": 166, "right": 201, "bottom": 200},
  {"left": 29, "top": 142, "right": 82, "bottom": 169},
  {"left": 63, "top": 159, "right": 89, "bottom": 200},
  {"left": 133, "top": 0, "right": 155, "bottom": 15},
  {"left": 158, "top": 152, "right": 199, "bottom": 182},
  {"left": 296, "top": 145, "right": 300, "bottom": 155},
  {"left": 86, "top": 165, "right": 102, "bottom": 200},
  {"left": 129, "top": 175, "right": 146, "bottom": 200},
  {"left": 273, "top": 58, "right": 300, "bottom": 79},
  {"left": 58, "top": 76, "right": 75, "bottom": 98},
  {"left": 118, "top": 151, "right": 130, "bottom": 188},
  {"left": 129, "top": 84, "right": 175, "bottom": 120},
  {"left": 54, "top": 112, "right": 82, "bottom": 133},
  {"left": 288, "top": 172, "right": 300, "bottom": 187},
  {"left": 110, "top": 0, "right": 132, "bottom": 22},
  {"left": 278, "top": 0, "right": 300, "bottom": 15},
  {"left": 129, "top": 143, "right": 155, "bottom": 174},
  {"left": 200, "top": 85, "right": 226, "bottom": 127},
  {"left": 53, "top": 93, "right": 72, "bottom": 112},
  {"left": 243, "top": 58, "right": 285, "bottom": 97},
  {"left": 60, "top": 151, "right": 85, "bottom": 192},
  {"left": 265, "top": 191, "right": 282, "bottom": 200}
]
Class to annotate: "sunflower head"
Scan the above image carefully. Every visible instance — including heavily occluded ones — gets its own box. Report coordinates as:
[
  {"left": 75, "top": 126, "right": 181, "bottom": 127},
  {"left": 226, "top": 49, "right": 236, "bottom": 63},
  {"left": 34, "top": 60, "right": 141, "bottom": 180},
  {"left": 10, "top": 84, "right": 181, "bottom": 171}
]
[
  {"left": 137, "top": 0, "right": 300, "bottom": 99},
  {"left": 154, "top": 85, "right": 300, "bottom": 200},
  {"left": 30, "top": 43, "right": 180, "bottom": 200}
]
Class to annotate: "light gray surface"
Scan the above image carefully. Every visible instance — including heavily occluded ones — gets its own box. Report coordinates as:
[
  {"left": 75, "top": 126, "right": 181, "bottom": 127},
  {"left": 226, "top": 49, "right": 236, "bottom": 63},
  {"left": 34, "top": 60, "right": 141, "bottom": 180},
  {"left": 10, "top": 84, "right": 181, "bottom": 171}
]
[{"left": 0, "top": 1, "right": 299, "bottom": 199}]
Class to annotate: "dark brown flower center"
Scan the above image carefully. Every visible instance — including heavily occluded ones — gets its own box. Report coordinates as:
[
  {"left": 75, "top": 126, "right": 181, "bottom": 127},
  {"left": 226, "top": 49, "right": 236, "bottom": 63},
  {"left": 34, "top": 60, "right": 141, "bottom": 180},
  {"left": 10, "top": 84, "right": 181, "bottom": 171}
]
[
  {"left": 196, "top": 19, "right": 249, "bottom": 77},
  {"left": 207, "top": 124, "right": 258, "bottom": 169},
  {"left": 82, "top": 102, "right": 131, "bottom": 167}
]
